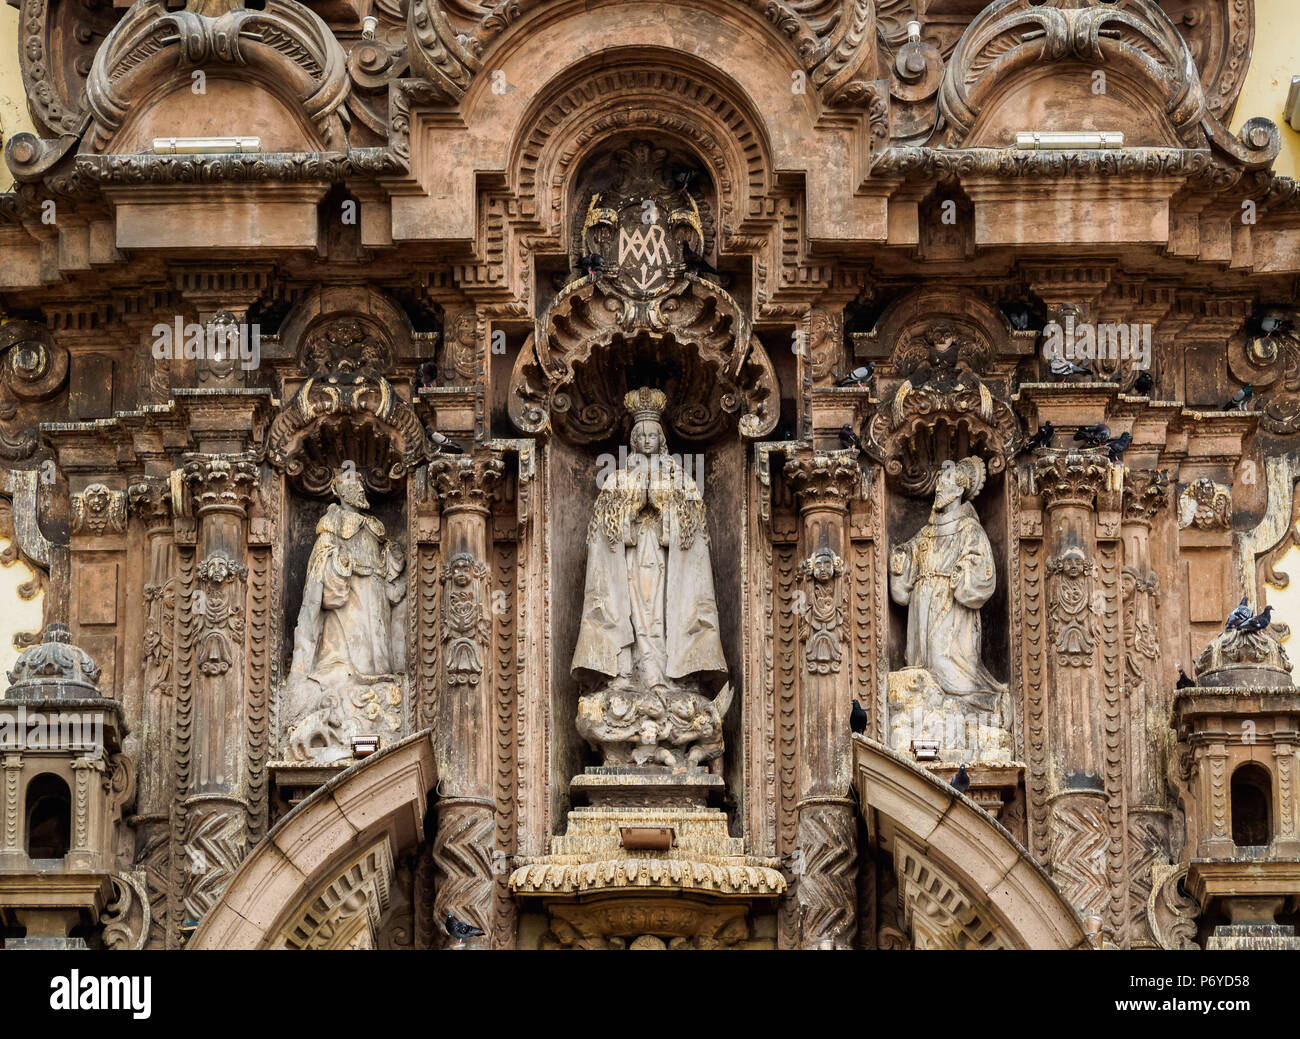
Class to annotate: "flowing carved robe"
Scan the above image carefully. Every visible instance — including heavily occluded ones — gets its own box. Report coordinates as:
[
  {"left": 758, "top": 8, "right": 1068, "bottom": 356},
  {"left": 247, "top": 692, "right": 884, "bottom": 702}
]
[
  {"left": 290, "top": 503, "right": 406, "bottom": 691},
  {"left": 572, "top": 454, "right": 727, "bottom": 686},
  {"left": 889, "top": 500, "right": 1005, "bottom": 710}
]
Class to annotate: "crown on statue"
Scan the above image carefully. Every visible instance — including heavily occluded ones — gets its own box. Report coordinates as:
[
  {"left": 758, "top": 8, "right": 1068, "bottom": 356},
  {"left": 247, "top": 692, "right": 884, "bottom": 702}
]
[{"left": 625, "top": 386, "right": 668, "bottom": 423}]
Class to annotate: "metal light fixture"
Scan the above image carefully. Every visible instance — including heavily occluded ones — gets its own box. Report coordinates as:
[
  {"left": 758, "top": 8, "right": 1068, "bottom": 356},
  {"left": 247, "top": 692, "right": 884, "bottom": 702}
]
[
  {"left": 152, "top": 136, "right": 261, "bottom": 155},
  {"left": 906, "top": 20, "right": 921, "bottom": 43},
  {"left": 910, "top": 739, "right": 940, "bottom": 761},
  {"left": 1286, "top": 76, "right": 1300, "bottom": 133},
  {"left": 351, "top": 735, "right": 380, "bottom": 758},
  {"left": 1015, "top": 131, "right": 1124, "bottom": 151},
  {"left": 361, "top": 15, "right": 378, "bottom": 39}
]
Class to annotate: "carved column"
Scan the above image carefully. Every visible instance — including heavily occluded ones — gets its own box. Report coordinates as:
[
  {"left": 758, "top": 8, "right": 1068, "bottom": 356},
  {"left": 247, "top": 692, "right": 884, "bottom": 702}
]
[
  {"left": 179, "top": 452, "right": 257, "bottom": 927},
  {"left": 127, "top": 476, "right": 176, "bottom": 948},
  {"left": 785, "top": 451, "right": 861, "bottom": 949},
  {"left": 1035, "top": 451, "right": 1113, "bottom": 937},
  {"left": 1120, "top": 469, "right": 1171, "bottom": 947},
  {"left": 429, "top": 452, "right": 504, "bottom": 948}
]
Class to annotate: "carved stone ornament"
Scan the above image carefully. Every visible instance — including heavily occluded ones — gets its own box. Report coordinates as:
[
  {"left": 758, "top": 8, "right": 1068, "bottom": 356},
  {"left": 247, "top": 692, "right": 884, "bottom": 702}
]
[
  {"left": 864, "top": 331, "right": 1021, "bottom": 497},
  {"left": 1178, "top": 476, "right": 1233, "bottom": 529},
  {"left": 264, "top": 372, "right": 428, "bottom": 496},
  {"left": 1046, "top": 547, "right": 1099, "bottom": 668},
  {"left": 70, "top": 483, "right": 128, "bottom": 536},
  {"left": 82, "top": 0, "right": 350, "bottom": 156},
  {"left": 0, "top": 320, "right": 70, "bottom": 461},
  {"left": 439, "top": 553, "right": 490, "bottom": 689},
  {"left": 1194, "top": 624, "right": 1294, "bottom": 689},
  {"left": 509, "top": 141, "right": 779, "bottom": 444},
  {"left": 797, "top": 548, "right": 847, "bottom": 676},
  {"left": 1227, "top": 309, "right": 1300, "bottom": 435},
  {"left": 4, "top": 623, "right": 102, "bottom": 700},
  {"left": 1146, "top": 863, "right": 1200, "bottom": 951},
  {"left": 894, "top": 833, "right": 1013, "bottom": 950},
  {"left": 193, "top": 551, "right": 249, "bottom": 678},
  {"left": 938, "top": 0, "right": 1209, "bottom": 149}
]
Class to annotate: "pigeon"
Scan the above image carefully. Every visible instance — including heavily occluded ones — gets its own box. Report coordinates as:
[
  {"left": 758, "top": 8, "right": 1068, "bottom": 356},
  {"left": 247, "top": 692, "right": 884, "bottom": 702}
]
[
  {"left": 839, "top": 424, "right": 864, "bottom": 452},
  {"left": 1103, "top": 431, "right": 1132, "bottom": 462},
  {"left": 1026, "top": 422, "right": 1055, "bottom": 451},
  {"left": 446, "top": 914, "right": 485, "bottom": 940},
  {"left": 1050, "top": 356, "right": 1091, "bottom": 379},
  {"left": 1236, "top": 604, "right": 1273, "bottom": 636},
  {"left": 850, "top": 699, "right": 867, "bottom": 735},
  {"left": 1176, "top": 668, "right": 1195, "bottom": 690},
  {"left": 672, "top": 165, "right": 701, "bottom": 197},
  {"left": 683, "top": 243, "right": 720, "bottom": 278},
  {"left": 575, "top": 252, "right": 604, "bottom": 276},
  {"left": 415, "top": 360, "right": 438, "bottom": 390},
  {"left": 426, "top": 427, "right": 465, "bottom": 456},
  {"left": 1074, "top": 423, "right": 1110, "bottom": 448},
  {"left": 951, "top": 764, "right": 970, "bottom": 795},
  {"left": 1258, "top": 311, "right": 1294, "bottom": 337},
  {"left": 835, "top": 363, "right": 874, "bottom": 387},
  {"left": 1224, "top": 594, "right": 1251, "bottom": 631},
  {"left": 1225, "top": 384, "right": 1253, "bottom": 411},
  {"left": 1132, "top": 371, "right": 1153, "bottom": 395}
]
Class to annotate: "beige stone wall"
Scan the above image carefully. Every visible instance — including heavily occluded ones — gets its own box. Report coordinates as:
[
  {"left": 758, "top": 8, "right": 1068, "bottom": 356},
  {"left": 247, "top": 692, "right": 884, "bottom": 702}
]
[
  {"left": 0, "top": 535, "right": 44, "bottom": 677},
  {"left": 0, "top": 4, "right": 37, "bottom": 194},
  {"left": 1233, "top": 0, "right": 1299, "bottom": 178}
]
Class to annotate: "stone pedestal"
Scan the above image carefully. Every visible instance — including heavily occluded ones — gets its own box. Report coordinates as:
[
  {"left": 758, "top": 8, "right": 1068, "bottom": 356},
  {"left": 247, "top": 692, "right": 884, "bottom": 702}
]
[
  {"left": 887, "top": 667, "right": 1014, "bottom": 765},
  {"left": 509, "top": 768, "right": 783, "bottom": 948}
]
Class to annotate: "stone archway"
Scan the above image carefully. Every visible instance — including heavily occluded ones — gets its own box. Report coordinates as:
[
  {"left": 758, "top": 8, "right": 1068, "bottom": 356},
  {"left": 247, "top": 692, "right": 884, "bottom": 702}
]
[
  {"left": 188, "top": 731, "right": 436, "bottom": 950},
  {"left": 853, "top": 736, "right": 1092, "bottom": 950}
]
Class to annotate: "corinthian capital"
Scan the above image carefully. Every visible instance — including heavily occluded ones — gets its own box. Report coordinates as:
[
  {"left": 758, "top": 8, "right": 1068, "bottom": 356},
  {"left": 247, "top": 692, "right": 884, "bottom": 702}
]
[
  {"left": 784, "top": 450, "right": 862, "bottom": 511},
  {"left": 430, "top": 453, "right": 505, "bottom": 512},
  {"left": 128, "top": 476, "right": 174, "bottom": 529},
  {"left": 1034, "top": 451, "right": 1110, "bottom": 511},
  {"left": 1122, "top": 469, "right": 1171, "bottom": 526},
  {"left": 181, "top": 452, "right": 258, "bottom": 516}
]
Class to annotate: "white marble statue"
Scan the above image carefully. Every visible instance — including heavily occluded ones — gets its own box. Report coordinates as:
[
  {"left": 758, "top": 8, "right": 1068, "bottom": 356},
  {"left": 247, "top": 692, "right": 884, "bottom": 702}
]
[
  {"left": 571, "top": 387, "right": 731, "bottom": 769},
  {"left": 284, "top": 468, "right": 406, "bottom": 762},
  {"left": 889, "top": 457, "right": 1006, "bottom": 711}
]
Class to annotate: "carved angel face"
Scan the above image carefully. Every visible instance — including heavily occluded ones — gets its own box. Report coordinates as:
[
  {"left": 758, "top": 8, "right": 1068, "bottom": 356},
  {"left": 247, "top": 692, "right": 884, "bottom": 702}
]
[{"left": 84, "top": 484, "right": 110, "bottom": 513}]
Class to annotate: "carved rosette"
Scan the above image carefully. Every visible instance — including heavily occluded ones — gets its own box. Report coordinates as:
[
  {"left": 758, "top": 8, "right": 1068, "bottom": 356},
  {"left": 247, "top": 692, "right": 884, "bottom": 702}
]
[
  {"left": 1177, "top": 477, "right": 1232, "bottom": 530},
  {"left": 71, "top": 484, "right": 128, "bottom": 536},
  {"left": 1035, "top": 451, "right": 1111, "bottom": 510}
]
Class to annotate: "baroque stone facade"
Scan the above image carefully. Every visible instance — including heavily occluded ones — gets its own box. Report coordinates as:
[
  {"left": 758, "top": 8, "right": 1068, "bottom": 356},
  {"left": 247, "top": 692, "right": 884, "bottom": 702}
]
[{"left": 0, "top": 0, "right": 1298, "bottom": 952}]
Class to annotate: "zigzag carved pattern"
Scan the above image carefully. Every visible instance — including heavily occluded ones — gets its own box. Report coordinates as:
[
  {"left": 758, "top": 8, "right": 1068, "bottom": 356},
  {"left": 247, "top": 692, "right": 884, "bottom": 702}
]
[
  {"left": 1049, "top": 796, "right": 1109, "bottom": 918},
  {"left": 245, "top": 547, "right": 271, "bottom": 844},
  {"left": 432, "top": 803, "right": 495, "bottom": 947},
  {"left": 1126, "top": 812, "right": 1167, "bottom": 946},
  {"left": 1099, "top": 544, "right": 1127, "bottom": 942},
  {"left": 181, "top": 805, "right": 247, "bottom": 921},
  {"left": 797, "top": 803, "right": 858, "bottom": 948},
  {"left": 138, "top": 827, "right": 170, "bottom": 949},
  {"left": 491, "top": 541, "right": 518, "bottom": 950}
]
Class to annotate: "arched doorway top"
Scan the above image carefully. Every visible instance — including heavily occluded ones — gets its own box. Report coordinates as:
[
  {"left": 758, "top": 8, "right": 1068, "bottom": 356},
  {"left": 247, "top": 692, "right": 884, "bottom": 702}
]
[
  {"left": 853, "top": 735, "right": 1092, "bottom": 950},
  {"left": 189, "top": 730, "right": 436, "bottom": 950}
]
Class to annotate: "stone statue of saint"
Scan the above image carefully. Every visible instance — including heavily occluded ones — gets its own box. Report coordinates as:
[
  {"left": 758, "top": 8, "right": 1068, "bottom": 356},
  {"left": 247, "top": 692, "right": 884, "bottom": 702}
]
[
  {"left": 889, "top": 456, "right": 1006, "bottom": 711},
  {"left": 284, "top": 468, "right": 406, "bottom": 762},
  {"left": 571, "top": 387, "right": 732, "bottom": 770}
]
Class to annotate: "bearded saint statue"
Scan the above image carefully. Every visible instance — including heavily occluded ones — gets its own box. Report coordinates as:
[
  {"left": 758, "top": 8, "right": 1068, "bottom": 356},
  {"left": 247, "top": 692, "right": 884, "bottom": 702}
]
[
  {"left": 284, "top": 467, "right": 406, "bottom": 761},
  {"left": 571, "top": 387, "right": 731, "bottom": 769},
  {"left": 888, "top": 456, "right": 1006, "bottom": 711}
]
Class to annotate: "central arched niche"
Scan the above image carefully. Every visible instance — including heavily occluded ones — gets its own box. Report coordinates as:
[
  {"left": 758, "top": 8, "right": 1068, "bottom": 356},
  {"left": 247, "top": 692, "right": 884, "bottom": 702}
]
[{"left": 519, "top": 134, "right": 779, "bottom": 835}]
